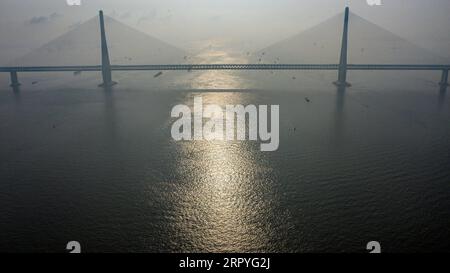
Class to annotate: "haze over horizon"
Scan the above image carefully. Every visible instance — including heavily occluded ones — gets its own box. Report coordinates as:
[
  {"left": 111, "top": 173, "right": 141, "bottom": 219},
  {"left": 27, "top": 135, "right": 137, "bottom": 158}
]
[{"left": 1, "top": 0, "right": 450, "bottom": 65}]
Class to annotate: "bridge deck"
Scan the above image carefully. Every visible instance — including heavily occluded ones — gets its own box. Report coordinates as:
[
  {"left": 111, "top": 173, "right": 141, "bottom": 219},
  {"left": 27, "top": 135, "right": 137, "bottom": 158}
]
[{"left": 1, "top": 64, "right": 449, "bottom": 73}]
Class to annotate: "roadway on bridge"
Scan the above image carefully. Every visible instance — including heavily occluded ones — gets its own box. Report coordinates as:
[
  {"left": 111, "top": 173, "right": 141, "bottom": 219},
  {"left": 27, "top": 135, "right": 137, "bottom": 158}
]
[{"left": 1, "top": 64, "right": 450, "bottom": 73}]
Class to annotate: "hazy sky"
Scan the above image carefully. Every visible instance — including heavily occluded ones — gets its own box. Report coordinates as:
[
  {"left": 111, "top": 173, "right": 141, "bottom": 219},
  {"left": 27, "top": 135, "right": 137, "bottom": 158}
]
[{"left": 1, "top": 0, "right": 449, "bottom": 64}]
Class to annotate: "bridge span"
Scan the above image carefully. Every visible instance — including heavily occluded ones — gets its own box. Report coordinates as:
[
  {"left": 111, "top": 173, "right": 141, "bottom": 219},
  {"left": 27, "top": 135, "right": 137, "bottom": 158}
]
[{"left": 1, "top": 64, "right": 450, "bottom": 72}]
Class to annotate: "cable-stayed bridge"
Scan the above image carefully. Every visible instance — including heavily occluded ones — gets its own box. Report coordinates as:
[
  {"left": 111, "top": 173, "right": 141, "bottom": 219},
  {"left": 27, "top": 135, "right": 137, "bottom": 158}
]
[
  {"left": 2, "top": 64, "right": 450, "bottom": 72},
  {"left": 1, "top": 8, "right": 449, "bottom": 90}
]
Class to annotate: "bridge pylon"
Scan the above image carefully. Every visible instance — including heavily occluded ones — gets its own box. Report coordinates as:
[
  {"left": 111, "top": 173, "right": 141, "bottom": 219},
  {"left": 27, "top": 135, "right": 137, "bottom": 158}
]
[
  {"left": 334, "top": 7, "right": 351, "bottom": 87},
  {"left": 98, "top": 10, "right": 116, "bottom": 87},
  {"left": 9, "top": 71, "right": 20, "bottom": 88},
  {"left": 439, "top": 69, "right": 449, "bottom": 88}
]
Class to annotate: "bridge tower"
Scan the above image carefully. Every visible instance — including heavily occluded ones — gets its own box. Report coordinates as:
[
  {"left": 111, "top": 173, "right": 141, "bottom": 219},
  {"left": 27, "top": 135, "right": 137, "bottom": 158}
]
[
  {"left": 439, "top": 69, "right": 449, "bottom": 89},
  {"left": 9, "top": 71, "right": 20, "bottom": 88},
  {"left": 99, "top": 10, "right": 116, "bottom": 87},
  {"left": 334, "top": 7, "right": 351, "bottom": 87}
]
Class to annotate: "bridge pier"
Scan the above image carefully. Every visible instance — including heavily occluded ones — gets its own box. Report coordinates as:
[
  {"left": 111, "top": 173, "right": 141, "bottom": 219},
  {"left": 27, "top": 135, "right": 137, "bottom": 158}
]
[
  {"left": 439, "top": 69, "right": 449, "bottom": 87},
  {"left": 334, "top": 7, "right": 351, "bottom": 87},
  {"left": 10, "top": 71, "right": 20, "bottom": 88},
  {"left": 98, "top": 10, "right": 116, "bottom": 87}
]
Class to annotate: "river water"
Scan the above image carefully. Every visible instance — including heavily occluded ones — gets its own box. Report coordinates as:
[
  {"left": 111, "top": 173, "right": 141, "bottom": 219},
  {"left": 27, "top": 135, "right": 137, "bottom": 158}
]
[{"left": 1, "top": 45, "right": 449, "bottom": 253}]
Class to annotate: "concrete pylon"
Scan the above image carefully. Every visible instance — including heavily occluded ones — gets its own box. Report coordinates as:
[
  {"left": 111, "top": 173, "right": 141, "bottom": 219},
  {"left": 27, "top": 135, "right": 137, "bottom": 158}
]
[
  {"left": 439, "top": 69, "right": 449, "bottom": 87},
  {"left": 334, "top": 7, "right": 351, "bottom": 87},
  {"left": 10, "top": 71, "right": 21, "bottom": 88},
  {"left": 99, "top": 10, "right": 116, "bottom": 87}
]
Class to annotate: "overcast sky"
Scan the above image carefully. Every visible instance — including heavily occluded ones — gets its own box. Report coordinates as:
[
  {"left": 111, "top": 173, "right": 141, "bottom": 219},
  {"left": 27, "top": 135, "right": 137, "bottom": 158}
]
[{"left": 1, "top": 0, "right": 449, "bottom": 64}]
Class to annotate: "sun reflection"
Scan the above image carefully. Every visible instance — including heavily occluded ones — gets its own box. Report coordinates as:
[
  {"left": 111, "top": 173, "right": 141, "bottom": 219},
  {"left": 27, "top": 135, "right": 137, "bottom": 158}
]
[
  {"left": 170, "top": 92, "right": 278, "bottom": 252},
  {"left": 192, "top": 49, "right": 250, "bottom": 90},
  {"left": 190, "top": 69, "right": 246, "bottom": 90},
  {"left": 164, "top": 42, "right": 284, "bottom": 252},
  {"left": 175, "top": 45, "right": 253, "bottom": 90}
]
